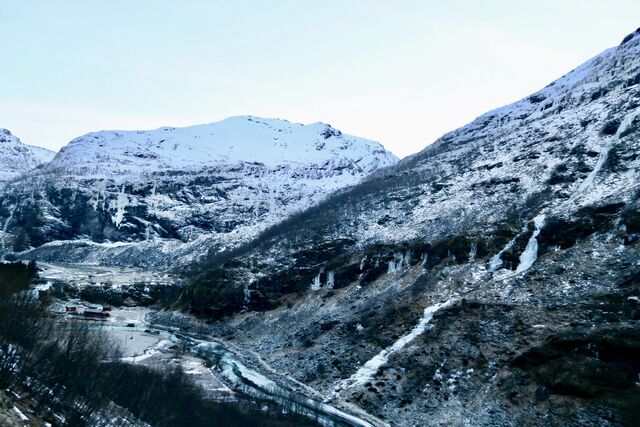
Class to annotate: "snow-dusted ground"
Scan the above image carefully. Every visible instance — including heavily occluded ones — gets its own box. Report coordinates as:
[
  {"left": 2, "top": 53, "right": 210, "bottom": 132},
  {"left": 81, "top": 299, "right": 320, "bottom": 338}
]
[
  {"left": 45, "top": 288, "right": 381, "bottom": 425},
  {"left": 97, "top": 305, "right": 381, "bottom": 425},
  {"left": 108, "top": 316, "right": 164, "bottom": 359},
  {"left": 194, "top": 340, "right": 379, "bottom": 427},
  {"left": 37, "top": 261, "right": 178, "bottom": 288},
  {"left": 181, "top": 33, "right": 640, "bottom": 343},
  {"left": 4, "top": 28, "right": 640, "bottom": 427}
]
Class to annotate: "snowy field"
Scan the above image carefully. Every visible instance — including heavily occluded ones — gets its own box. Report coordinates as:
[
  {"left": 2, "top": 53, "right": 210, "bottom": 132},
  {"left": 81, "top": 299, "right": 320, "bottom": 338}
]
[{"left": 37, "top": 262, "right": 177, "bottom": 288}]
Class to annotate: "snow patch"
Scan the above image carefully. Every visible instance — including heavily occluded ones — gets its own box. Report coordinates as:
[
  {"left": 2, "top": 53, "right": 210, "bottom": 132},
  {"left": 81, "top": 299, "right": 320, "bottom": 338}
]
[
  {"left": 12, "top": 406, "right": 28, "bottom": 421},
  {"left": 113, "top": 186, "right": 128, "bottom": 227},
  {"left": 515, "top": 214, "right": 546, "bottom": 274},
  {"left": 311, "top": 272, "right": 322, "bottom": 291},
  {"left": 326, "top": 271, "right": 335, "bottom": 289},
  {"left": 334, "top": 299, "right": 455, "bottom": 393}
]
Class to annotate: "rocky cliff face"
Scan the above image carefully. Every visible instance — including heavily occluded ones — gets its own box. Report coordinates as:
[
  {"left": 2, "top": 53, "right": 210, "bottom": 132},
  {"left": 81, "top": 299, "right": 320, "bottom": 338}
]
[
  {"left": 177, "top": 30, "right": 640, "bottom": 425},
  {"left": 0, "top": 129, "right": 55, "bottom": 182},
  {"left": 0, "top": 116, "right": 398, "bottom": 267}
]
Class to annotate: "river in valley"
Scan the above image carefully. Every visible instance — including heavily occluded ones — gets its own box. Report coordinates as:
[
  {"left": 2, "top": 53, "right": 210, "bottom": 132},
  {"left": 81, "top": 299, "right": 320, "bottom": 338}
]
[{"left": 37, "top": 262, "right": 385, "bottom": 427}]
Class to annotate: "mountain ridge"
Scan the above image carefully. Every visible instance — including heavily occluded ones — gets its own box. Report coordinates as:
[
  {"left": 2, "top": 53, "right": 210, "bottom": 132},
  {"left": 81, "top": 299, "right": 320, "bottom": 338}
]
[
  {"left": 0, "top": 128, "right": 56, "bottom": 182},
  {"left": 45, "top": 115, "right": 397, "bottom": 179},
  {"left": 0, "top": 117, "right": 398, "bottom": 267}
]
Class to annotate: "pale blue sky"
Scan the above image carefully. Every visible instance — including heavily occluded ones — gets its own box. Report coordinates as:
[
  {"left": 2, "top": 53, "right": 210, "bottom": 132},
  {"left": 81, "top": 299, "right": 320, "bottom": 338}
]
[{"left": 1, "top": 1, "right": 638, "bottom": 157}]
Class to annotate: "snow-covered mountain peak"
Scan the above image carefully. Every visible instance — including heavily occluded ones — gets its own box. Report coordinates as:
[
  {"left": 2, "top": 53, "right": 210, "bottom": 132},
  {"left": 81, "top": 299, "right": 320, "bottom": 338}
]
[
  {"left": 0, "top": 128, "right": 56, "bottom": 181},
  {"left": 1, "top": 128, "right": 23, "bottom": 146},
  {"left": 48, "top": 116, "right": 397, "bottom": 179}
]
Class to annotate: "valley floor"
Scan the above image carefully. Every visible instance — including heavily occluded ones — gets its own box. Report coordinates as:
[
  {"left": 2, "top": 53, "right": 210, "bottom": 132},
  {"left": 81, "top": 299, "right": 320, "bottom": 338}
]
[{"left": 31, "top": 228, "right": 640, "bottom": 427}]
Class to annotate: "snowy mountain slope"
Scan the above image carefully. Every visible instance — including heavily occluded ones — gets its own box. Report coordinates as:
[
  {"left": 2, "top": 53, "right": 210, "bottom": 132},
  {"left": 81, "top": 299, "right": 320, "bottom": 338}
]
[
  {"left": 48, "top": 116, "right": 394, "bottom": 178},
  {"left": 0, "top": 128, "right": 56, "bottom": 182},
  {"left": 0, "top": 117, "right": 397, "bottom": 267},
  {"left": 188, "top": 29, "right": 640, "bottom": 306},
  {"left": 176, "top": 29, "right": 640, "bottom": 425}
]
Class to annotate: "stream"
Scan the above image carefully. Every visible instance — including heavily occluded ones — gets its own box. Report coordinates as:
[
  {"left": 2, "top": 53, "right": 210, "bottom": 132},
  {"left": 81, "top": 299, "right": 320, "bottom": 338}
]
[
  {"left": 84, "top": 312, "right": 379, "bottom": 427},
  {"left": 40, "top": 262, "right": 383, "bottom": 427}
]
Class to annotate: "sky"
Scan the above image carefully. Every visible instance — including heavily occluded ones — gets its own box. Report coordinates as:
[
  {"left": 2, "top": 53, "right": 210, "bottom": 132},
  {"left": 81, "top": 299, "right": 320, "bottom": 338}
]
[{"left": 1, "top": 1, "right": 639, "bottom": 158}]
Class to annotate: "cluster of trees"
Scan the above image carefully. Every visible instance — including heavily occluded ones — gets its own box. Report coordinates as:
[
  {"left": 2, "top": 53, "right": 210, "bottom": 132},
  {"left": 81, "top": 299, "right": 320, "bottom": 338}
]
[
  {"left": 0, "top": 262, "right": 317, "bottom": 427},
  {"left": 0, "top": 260, "right": 38, "bottom": 295}
]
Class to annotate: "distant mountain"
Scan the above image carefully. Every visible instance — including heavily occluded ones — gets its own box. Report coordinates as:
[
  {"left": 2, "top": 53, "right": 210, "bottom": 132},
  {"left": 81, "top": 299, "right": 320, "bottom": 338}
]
[
  {"left": 49, "top": 116, "right": 395, "bottom": 178},
  {"left": 176, "top": 30, "right": 640, "bottom": 425},
  {"left": 0, "top": 116, "right": 397, "bottom": 265},
  {"left": 0, "top": 128, "right": 55, "bottom": 182}
]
